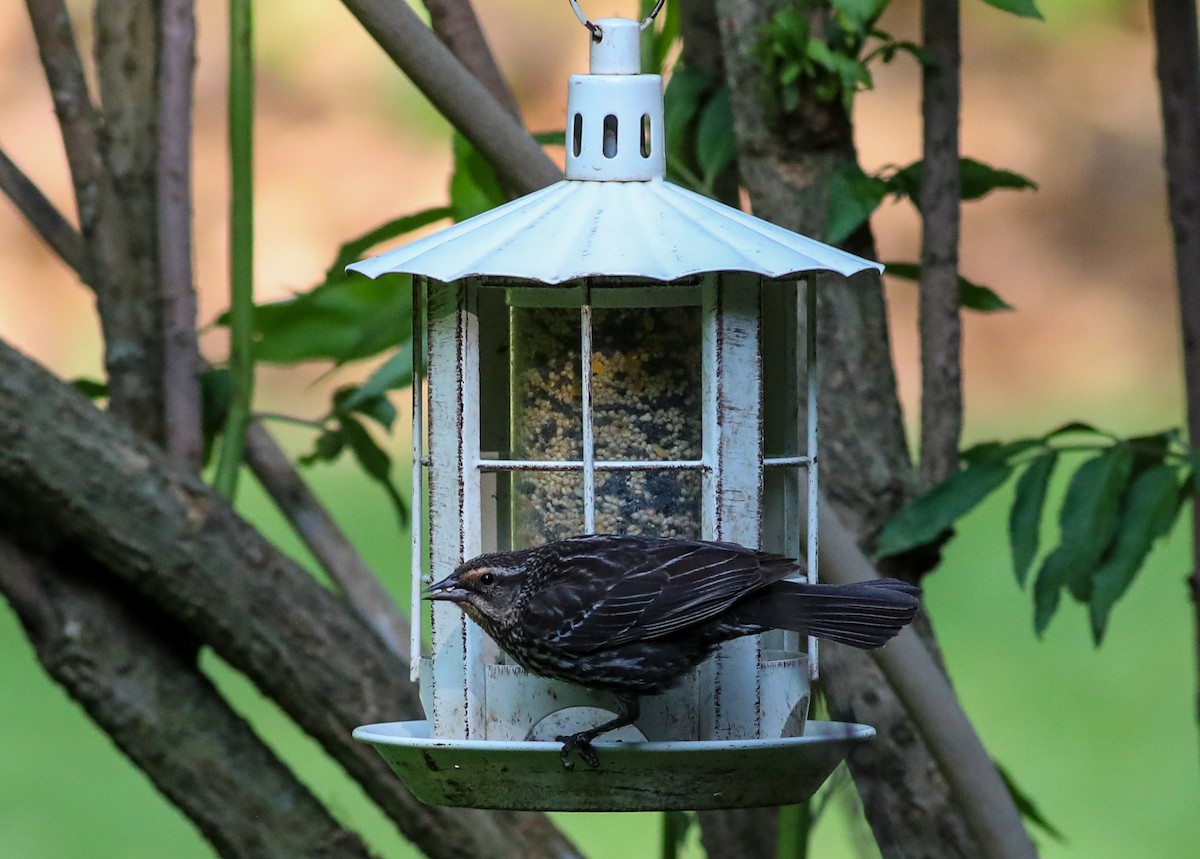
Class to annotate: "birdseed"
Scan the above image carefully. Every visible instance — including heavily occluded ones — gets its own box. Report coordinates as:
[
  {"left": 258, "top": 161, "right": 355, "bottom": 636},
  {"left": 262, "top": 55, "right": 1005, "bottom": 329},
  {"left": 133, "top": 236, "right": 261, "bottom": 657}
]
[{"left": 510, "top": 305, "right": 703, "bottom": 546}]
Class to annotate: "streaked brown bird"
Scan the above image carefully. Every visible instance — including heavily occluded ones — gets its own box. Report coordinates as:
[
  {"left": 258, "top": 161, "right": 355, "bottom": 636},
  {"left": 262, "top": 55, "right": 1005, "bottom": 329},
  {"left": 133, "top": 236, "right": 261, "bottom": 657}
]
[{"left": 426, "top": 534, "right": 920, "bottom": 768}]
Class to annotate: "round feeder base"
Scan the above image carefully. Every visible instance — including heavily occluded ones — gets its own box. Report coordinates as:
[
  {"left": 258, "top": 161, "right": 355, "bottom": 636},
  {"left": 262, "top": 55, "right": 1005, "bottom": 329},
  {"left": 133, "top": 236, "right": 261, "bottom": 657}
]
[{"left": 352, "top": 719, "right": 873, "bottom": 811}]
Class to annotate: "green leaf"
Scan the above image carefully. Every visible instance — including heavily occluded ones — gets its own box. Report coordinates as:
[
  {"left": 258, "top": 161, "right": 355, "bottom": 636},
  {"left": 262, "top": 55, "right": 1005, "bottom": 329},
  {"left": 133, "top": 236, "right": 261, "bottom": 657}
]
[
  {"left": 531, "top": 130, "right": 565, "bottom": 148},
  {"left": 826, "top": 163, "right": 889, "bottom": 245},
  {"left": 695, "top": 87, "right": 737, "bottom": 186},
  {"left": 1124, "top": 428, "right": 1178, "bottom": 476},
  {"left": 1032, "top": 545, "right": 1072, "bottom": 635},
  {"left": 332, "top": 385, "right": 396, "bottom": 431},
  {"left": 886, "top": 157, "right": 1037, "bottom": 208},
  {"left": 876, "top": 459, "right": 1014, "bottom": 558},
  {"left": 960, "top": 437, "right": 1042, "bottom": 465},
  {"left": 995, "top": 761, "right": 1065, "bottom": 842},
  {"left": 831, "top": 0, "right": 889, "bottom": 30},
  {"left": 1009, "top": 451, "right": 1058, "bottom": 587},
  {"left": 865, "top": 38, "right": 931, "bottom": 67},
  {"left": 200, "top": 368, "right": 232, "bottom": 466},
  {"left": 340, "top": 415, "right": 409, "bottom": 525},
  {"left": 959, "top": 157, "right": 1038, "bottom": 198},
  {"left": 979, "top": 0, "right": 1044, "bottom": 20},
  {"left": 300, "top": 427, "right": 345, "bottom": 466},
  {"left": 236, "top": 275, "right": 412, "bottom": 365},
  {"left": 71, "top": 378, "right": 108, "bottom": 399},
  {"left": 959, "top": 281, "right": 1015, "bottom": 313},
  {"left": 325, "top": 206, "right": 451, "bottom": 285},
  {"left": 1041, "top": 420, "right": 1104, "bottom": 440},
  {"left": 336, "top": 348, "right": 413, "bottom": 418},
  {"left": 882, "top": 262, "right": 1015, "bottom": 313},
  {"left": 1032, "top": 446, "right": 1133, "bottom": 634},
  {"left": 1089, "top": 464, "right": 1184, "bottom": 643},
  {"left": 640, "top": 0, "right": 680, "bottom": 75},
  {"left": 664, "top": 65, "right": 715, "bottom": 145},
  {"left": 450, "top": 133, "right": 506, "bottom": 222},
  {"left": 805, "top": 39, "right": 870, "bottom": 98}
]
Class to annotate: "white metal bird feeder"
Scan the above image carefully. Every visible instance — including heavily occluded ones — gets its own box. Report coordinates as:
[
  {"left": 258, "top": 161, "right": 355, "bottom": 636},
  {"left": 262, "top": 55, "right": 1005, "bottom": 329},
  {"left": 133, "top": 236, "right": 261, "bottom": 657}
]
[{"left": 352, "top": 12, "right": 882, "bottom": 811}]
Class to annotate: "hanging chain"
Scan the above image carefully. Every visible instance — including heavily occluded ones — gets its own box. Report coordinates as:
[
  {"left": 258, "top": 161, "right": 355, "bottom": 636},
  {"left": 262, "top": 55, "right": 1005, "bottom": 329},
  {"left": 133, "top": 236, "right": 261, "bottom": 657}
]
[{"left": 568, "top": 0, "right": 667, "bottom": 39}]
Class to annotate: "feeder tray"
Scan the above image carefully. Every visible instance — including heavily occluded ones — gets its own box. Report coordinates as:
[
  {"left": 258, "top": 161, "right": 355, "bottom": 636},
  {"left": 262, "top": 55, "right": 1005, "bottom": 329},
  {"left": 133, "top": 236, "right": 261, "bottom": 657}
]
[{"left": 353, "top": 720, "right": 873, "bottom": 811}]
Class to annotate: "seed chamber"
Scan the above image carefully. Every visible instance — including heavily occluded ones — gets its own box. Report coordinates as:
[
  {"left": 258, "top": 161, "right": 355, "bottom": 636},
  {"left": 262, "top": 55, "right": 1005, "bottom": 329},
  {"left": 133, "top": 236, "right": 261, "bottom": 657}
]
[{"left": 508, "top": 293, "right": 702, "bottom": 547}]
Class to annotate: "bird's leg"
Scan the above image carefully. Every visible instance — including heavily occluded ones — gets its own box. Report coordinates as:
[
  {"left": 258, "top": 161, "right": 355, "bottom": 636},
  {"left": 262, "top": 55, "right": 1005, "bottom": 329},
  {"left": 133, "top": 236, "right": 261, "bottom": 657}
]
[{"left": 557, "top": 695, "right": 640, "bottom": 770}]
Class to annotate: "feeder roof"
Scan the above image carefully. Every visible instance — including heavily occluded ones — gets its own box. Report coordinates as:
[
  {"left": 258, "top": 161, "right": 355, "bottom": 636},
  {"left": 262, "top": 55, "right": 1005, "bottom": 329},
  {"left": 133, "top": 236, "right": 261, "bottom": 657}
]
[
  {"left": 347, "top": 177, "right": 883, "bottom": 285},
  {"left": 349, "top": 16, "right": 880, "bottom": 286}
]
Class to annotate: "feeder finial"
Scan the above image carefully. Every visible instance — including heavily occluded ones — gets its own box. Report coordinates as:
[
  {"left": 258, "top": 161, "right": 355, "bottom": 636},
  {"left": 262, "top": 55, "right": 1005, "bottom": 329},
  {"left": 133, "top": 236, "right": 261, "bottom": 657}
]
[
  {"left": 588, "top": 18, "right": 641, "bottom": 75},
  {"left": 565, "top": 17, "right": 666, "bottom": 182}
]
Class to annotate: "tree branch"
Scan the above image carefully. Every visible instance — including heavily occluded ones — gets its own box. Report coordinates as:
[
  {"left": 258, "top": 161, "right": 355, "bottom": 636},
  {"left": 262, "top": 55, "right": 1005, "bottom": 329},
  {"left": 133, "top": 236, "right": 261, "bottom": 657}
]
[
  {"left": 0, "top": 146, "right": 89, "bottom": 279},
  {"left": 338, "top": 0, "right": 561, "bottom": 194},
  {"left": 158, "top": 0, "right": 204, "bottom": 470},
  {"left": 243, "top": 421, "right": 411, "bottom": 658},
  {"left": 1149, "top": 0, "right": 1200, "bottom": 736},
  {"left": 423, "top": 0, "right": 519, "bottom": 116},
  {"left": 817, "top": 501, "right": 1037, "bottom": 859},
  {"left": 0, "top": 338, "right": 582, "bottom": 859},
  {"left": 918, "top": 0, "right": 964, "bottom": 486},
  {"left": 23, "top": 0, "right": 107, "bottom": 243},
  {"left": 0, "top": 537, "right": 375, "bottom": 859},
  {"left": 27, "top": 0, "right": 167, "bottom": 440}
]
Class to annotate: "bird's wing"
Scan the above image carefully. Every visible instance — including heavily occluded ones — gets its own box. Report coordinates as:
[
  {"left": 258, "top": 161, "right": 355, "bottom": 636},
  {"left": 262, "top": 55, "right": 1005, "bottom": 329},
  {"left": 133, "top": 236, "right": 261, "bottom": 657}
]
[{"left": 529, "top": 536, "right": 800, "bottom": 654}]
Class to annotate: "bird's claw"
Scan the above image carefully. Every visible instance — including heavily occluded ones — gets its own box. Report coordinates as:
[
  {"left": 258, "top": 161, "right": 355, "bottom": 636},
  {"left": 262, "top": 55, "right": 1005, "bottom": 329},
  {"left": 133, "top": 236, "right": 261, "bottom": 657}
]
[{"left": 556, "top": 734, "right": 601, "bottom": 770}]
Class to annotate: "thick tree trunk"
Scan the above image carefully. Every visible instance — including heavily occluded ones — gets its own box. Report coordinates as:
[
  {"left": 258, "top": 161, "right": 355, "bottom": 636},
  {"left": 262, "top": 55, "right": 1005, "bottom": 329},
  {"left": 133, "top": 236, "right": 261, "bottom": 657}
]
[{"left": 713, "top": 2, "right": 982, "bottom": 856}]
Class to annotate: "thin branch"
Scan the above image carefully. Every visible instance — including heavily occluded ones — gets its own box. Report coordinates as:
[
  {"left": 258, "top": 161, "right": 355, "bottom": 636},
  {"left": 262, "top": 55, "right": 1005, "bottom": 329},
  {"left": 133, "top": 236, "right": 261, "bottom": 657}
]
[
  {"left": 23, "top": 0, "right": 107, "bottom": 244},
  {"left": 817, "top": 501, "right": 1038, "bottom": 859},
  {"left": 1149, "top": 0, "right": 1200, "bottom": 735},
  {"left": 0, "top": 146, "right": 89, "bottom": 279},
  {"left": 0, "top": 338, "right": 583, "bottom": 859},
  {"left": 917, "top": 0, "right": 963, "bottom": 486},
  {"left": 339, "top": 0, "right": 561, "bottom": 195},
  {"left": 243, "top": 420, "right": 411, "bottom": 658},
  {"left": 423, "top": 0, "right": 519, "bottom": 117},
  {"left": 158, "top": 0, "right": 203, "bottom": 471},
  {"left": 0, "top": 537, "right": 375, "bottom": 859}
]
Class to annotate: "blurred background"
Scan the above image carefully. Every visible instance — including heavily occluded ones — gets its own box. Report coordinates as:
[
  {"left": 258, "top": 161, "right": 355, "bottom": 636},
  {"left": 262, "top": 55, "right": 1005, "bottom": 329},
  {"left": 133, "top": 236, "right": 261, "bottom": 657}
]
[{"left": 0, "top": 0, "right": 1196, "bottom": 857}]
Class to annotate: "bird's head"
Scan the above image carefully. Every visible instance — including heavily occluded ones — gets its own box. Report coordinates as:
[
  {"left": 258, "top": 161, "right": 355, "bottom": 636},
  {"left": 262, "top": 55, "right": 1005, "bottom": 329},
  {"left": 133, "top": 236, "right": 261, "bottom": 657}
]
[{"left": 424, "top": 554, "right": 528, "bottom": 632}]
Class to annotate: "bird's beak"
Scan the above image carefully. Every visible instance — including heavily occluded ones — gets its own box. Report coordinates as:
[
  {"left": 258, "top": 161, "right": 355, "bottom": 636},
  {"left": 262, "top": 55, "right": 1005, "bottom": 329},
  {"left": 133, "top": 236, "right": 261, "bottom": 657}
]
[{"left": 423, "top": 573, "right": 469, "bottom": 603}]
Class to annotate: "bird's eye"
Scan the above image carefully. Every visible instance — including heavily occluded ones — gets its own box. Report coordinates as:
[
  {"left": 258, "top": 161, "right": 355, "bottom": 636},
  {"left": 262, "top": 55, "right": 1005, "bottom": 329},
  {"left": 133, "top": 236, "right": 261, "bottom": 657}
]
[{"left": 479, "top": 572, "right": 496, "bottom": 587}]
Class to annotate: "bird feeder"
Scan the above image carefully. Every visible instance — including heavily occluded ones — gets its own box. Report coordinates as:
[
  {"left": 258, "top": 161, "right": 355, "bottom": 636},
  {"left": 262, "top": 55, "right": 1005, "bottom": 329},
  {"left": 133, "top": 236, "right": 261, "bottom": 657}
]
[{"left": 352, "top": 13, "right": 881, "bottom": 811}]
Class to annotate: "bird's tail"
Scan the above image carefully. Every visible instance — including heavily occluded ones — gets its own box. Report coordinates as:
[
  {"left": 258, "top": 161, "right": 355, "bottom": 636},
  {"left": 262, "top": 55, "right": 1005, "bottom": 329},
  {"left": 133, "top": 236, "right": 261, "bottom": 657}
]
[{"left": 728, "top": 578, "right": 921, "bottom": 649}]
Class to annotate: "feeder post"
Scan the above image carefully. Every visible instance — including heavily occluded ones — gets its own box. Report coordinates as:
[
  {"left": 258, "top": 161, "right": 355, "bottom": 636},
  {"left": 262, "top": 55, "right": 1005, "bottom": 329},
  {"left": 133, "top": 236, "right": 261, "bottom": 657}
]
[
  {"left": 425, "top": 279, "right": 487, "bottom": 739},
  {"left": 702, "top": 271, "right": 764, "bottom": 739}
]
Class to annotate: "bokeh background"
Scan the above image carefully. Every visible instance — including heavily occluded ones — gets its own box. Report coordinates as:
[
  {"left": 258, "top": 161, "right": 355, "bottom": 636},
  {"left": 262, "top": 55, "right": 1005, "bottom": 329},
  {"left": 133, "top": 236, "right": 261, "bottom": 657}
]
[{"left": 1, "top": 0, "right": 1197, "bottom": 856}]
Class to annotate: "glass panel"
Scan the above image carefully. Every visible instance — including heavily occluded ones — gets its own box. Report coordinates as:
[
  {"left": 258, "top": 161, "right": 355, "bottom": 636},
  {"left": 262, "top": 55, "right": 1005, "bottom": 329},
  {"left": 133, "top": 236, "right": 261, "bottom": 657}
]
[
  {"left": 510, "top": 306, "right": 582, "bottom": 463},
  {"left": 762, "top": 467, "right": 803, "bottom": 559},
  {"left": 510, "top": 306, "right": 583, "bottom": 546},
  {"left": 507, "top": 302, "right": 703, "bottom": 547},
  {"left": 762, "top": 280, "right": 801, "bottom": 458},
  {"left": 513, "top": 471, "right": 586, "bottom": 546},
  {"left": 596, "top": 469, "right": 701, "bottom": 539},
  {"left": 591, "top": 305, "right": 702, "bottom": 463}
]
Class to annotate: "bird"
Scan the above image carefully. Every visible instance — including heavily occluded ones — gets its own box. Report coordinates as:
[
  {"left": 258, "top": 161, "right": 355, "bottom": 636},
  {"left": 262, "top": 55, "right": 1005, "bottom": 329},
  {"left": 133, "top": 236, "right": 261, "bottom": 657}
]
[{"left": 424, "top": 533, "right": 921, "bottom": 769}]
